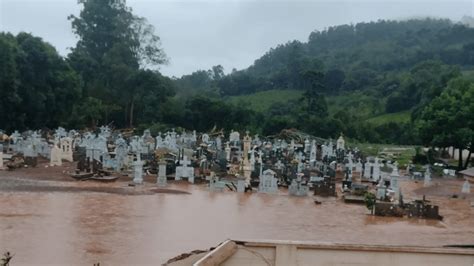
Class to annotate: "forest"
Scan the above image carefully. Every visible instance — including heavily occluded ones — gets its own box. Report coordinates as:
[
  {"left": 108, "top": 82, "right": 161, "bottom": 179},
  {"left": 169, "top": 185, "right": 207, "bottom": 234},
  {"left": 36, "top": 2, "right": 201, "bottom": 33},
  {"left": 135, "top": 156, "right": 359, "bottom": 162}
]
[{"left": 0, "top": 0, "right": 472, "bottom": 168}]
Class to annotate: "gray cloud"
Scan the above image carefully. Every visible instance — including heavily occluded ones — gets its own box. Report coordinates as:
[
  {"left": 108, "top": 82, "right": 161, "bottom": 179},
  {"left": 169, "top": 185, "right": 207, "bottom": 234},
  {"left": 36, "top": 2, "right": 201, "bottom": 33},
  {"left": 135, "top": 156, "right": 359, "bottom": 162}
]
[{"left": 1, "top": 0, "right": 472, "bottom": 77}]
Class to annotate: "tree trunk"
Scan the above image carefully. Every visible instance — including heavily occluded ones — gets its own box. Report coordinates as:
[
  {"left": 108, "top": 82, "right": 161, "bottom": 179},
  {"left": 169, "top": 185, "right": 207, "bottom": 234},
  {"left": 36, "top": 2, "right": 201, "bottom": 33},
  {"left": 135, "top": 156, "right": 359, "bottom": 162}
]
[
  {"left": 457, "top": 148, "right": 463, "bottom": 170},
  {"left": 129, "top": 100, "right": 134, "bottom": 128},
  {"left": 464, "top": 148, "right": 472, "bottom": 169}
]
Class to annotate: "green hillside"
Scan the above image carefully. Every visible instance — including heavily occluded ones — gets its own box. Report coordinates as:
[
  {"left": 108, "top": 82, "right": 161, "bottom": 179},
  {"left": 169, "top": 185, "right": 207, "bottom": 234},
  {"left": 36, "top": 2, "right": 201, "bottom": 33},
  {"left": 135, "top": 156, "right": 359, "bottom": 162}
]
[
  {"left": 227, "top": 90, "right": 303, "bottom": 112},
  {"left": 366, "top": 111, "right": 411, "bottom": 125}
]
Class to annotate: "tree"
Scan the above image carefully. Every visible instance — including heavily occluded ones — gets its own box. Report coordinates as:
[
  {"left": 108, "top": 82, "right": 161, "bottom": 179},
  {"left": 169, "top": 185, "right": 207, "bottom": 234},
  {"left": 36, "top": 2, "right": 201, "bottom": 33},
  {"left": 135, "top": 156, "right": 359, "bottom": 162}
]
[
  {"left": 302, "top": 70, "right": 328, "bottom": 117},
  {"left": 417, "top": 78, "right": 474, "bottom": 169},
  {"left": 68, "top": 0, "right": 169, "bottom": 127}
]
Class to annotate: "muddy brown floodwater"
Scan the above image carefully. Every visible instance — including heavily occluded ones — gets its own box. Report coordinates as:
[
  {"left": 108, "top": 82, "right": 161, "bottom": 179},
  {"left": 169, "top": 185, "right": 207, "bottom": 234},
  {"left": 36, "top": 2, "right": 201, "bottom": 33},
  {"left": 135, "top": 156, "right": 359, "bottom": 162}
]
[{"left": 0, "top": 163, "right": 473, "bottom": 265}]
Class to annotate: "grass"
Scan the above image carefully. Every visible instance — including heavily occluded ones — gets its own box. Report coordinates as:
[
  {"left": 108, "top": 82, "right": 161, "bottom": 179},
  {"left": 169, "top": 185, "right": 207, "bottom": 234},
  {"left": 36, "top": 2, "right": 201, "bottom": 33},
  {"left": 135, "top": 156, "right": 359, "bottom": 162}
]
[
  {"left": 351, "top": 142, "right": 417, "bottom": 167},
  {"left": 226, "top": 90, "right": 303, "bottom": 112},
  {"left": 365, "top": 110, "right": 411, "bottom": 125}
]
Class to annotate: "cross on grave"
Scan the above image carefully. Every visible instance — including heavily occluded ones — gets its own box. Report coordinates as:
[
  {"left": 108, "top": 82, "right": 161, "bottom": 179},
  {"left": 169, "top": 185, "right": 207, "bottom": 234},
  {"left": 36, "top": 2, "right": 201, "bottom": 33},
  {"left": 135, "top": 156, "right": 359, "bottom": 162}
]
[{"left": 175, "top": 155, "right": 194, "bottom": 183}]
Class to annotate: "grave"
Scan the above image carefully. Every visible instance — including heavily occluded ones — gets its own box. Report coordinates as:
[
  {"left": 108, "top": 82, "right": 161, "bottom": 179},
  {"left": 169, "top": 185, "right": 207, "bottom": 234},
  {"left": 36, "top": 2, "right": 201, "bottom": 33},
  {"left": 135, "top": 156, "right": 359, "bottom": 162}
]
[
  {"left": 50, "top": 143, "right": 62, "bottom": 166},
  {"left": 132, "top": 154, "right": 144, "bottom": 184},
  {"left": 60, "top": 137, "right": 74, "bottom": 162},
  {"left": 289, "top": 174, "right": 309, "bottom": 196},
  {"left": 424, "top": 167, "right": 432, "bottom": 187},
  {"left": 175, "top": 155, "right": 195, "bottom": 183},
  {"left": 258, "top": 169, "right": 278, "bottom": 194},
  {"left": 462, "top": 180, "right": 471, "bottom": 194},
  {"left": 313, "top": 176, "right": 336, "bottom": 197},
  {"left": 157, "top": 159, "right": 167, "bottom": 186}
]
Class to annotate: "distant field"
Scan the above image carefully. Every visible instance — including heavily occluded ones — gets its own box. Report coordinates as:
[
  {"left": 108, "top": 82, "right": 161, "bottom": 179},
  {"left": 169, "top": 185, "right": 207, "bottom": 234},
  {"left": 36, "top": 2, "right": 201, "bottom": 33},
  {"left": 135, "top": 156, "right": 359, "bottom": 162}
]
[
  {"left": 365, "top": 110, "right": 411, "bottom": 125},
  {"left": 351, "top": 142, "right": 417, "bottom": 166},
  {"left": 226, "top": 90, "right": 303, "bottom": 112}
]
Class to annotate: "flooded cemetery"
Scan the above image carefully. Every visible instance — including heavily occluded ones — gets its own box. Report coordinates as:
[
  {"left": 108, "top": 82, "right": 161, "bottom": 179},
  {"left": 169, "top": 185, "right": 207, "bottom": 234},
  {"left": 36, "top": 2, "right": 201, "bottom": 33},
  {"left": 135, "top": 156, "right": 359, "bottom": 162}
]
[
  {"left": 0, "top": 127, "right": 473, "bottom": 265},
  {"left": 2, "top": 1, "right": 474, "bottom": 264}
]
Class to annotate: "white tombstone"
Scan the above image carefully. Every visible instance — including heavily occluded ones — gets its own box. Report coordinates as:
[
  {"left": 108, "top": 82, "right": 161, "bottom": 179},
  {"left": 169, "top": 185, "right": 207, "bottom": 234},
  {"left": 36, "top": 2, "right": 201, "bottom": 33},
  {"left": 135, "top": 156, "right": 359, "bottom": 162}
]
[
  {"left": 363, "top": 161, "right": 372, "bottom": 179},
  {"left": 0, "top": 151, "right": 4, "bottom": 170},
  {"left": 225, "top": 142, "right": 231, "bottom": 162},
  {"left": 372, "top": 159, "right": 381, "bottom": 181},
  {"left": 201, "top": 133, "right": 210, "bottom": 144},
  {"left": 215, "top": 136, "right": 222, "bottom": 151},
  {"left": 462, "top": 180, "right": 471, "bottom": 194},
  {"left": 50, "top": 143, "right": 62, "bottom": 166},
  {"left": 157, "top": 160, "right": 167, "bottom": 186},
  {"left": 355, "top": 159, "right": 363, "bottom": 173},
  {"left": 133, "top": 154, "right": 144, "bottom": 184},
  {"left": 390, "top": 164, "right": 400, "bottom": 194},
  {"left": 336, "top": 134, "right": 345, "bottom": 150},
  {"left": 310, "top": 140, "right": 317, "bottom": 163},
  {"left": 60, "top": 137, "right": 73, "bottom": 162},
  {"left": 175, "top": 155, "right": 194, "bottom": 183},
  {"left": 229, "top": 130, "right": 240, "bottom": 144},
  {"left": 259, "top": 169, "right": 278, "bottom": 194},
  {"left": 424, "top": 167, "right": 432, "bottom": 187}
]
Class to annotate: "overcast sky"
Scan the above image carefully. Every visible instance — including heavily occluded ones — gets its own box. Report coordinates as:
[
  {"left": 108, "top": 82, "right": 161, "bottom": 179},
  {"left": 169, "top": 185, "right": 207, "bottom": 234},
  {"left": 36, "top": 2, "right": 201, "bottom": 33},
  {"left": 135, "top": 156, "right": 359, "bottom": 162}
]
[{"left": 0, "top": 0, "right": 472, "bottom": 77}]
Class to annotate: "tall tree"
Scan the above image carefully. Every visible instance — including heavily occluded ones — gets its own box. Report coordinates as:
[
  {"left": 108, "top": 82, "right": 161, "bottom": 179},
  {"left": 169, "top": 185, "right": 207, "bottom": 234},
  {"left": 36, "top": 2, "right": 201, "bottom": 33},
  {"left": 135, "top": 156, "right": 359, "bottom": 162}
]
[
  {"left": 417, "top": 78, "right": 474, "bottom": 169},
  {"left": 68, "top": 0, "right": 169, "bottom": 127}
]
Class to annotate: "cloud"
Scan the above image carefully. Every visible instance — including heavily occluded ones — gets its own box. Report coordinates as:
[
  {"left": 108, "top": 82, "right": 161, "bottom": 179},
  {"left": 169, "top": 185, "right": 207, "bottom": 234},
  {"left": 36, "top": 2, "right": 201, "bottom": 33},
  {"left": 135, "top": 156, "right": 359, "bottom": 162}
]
[{"left": 1, "top": 0, "right": 471, "bottom": 77}]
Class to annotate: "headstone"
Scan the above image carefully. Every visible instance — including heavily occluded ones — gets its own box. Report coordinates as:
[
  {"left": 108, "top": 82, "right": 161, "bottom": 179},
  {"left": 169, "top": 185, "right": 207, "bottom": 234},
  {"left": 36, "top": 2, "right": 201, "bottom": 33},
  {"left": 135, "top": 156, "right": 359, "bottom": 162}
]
[
  {"left": 157, "top": 159, "right": 167, "bottom": 186},
  {"left": 209, "top": 173, "right": 226, "bottom": 192},
  {"left": 424, "top": 167, "right": 432, "bottom": 187},
  {"left": 215, "top": 135, "right": 222, "bottom": 151},
  {"left": 0, "top": 150, "right": 4, "bottom": 170},
  {"left": 50, "top": 143, "right": 62, "bottom": 166},
  {"left": 258, "top": 169, "right": 278, "bottom": 194},
  {"left": 114, "top": 135, "right": 128, "bottom": 170},
  {"left": 236, "top": 178, "right": 246, "bottom": 193},
  {"left": 133, "top": 154, "right": 144, "bottom": 184},
  {"left": 462, "top": 180, "right": 471, "bottom": 194},
  {"left": 289, "top": 174, "right": 309, "bottom": 196},
  {"left": 336, "top": 134, "right": 345, "bottom": 150},
  {"left": 175, "top": 155, "right": 194, "bottom": 183},
  {"left": 156, "top": 133, "right": 164, "bottom": 149},
  {"left": 201, "top": 133, "right": 210, "bottom": 144},
  {"left": 372, "top": 159, "right": 381, "bottom": 181},
  {"left": 390, "top": 164, "right": 400, "bottom": 195},
  {"left": 60, "top": 137, "right": 74, "bottom": 162}
]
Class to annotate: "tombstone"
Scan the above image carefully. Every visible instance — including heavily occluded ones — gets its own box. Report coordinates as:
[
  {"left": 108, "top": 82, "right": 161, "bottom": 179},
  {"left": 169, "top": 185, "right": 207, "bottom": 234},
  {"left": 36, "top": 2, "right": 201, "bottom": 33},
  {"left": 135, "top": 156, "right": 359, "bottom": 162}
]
[
  {"left": 0, "top": 150, "right": 4, "bottom": 170},
  {"left": 215, "top": 135, "right": 222, "bottom": 151},
  {"left": 242, "top": 132, "right": 252, "bottom": 162},
  {"left": 336, "top": 134, "right": 345, "bottom": 150},
  {"left": 355, "top": 159, "right": 363, "bottom": 174},
  {"left": 175, "top": 155, "right": 194, "bottom": 183},
  {"left": 309, "top": 140, "right": 317, "bottom": 163},
  {"left": 289, "top": 174, "right": 309, "bottom": 196},
  {"left": 157, "top": 159, "right": 167, "bottom": 187},
  {"left": 225, "top": 142, "right": 231, "bottom": 162},
  {"left": 372, "top": 159, "right": 381, "bottom": 182},
  {"left": 133, "top": 154, "right": 144, "bottom": 184},
  {"left": 423, "top": 167, "right": 432, "bottom": 187},
  {"left": 376, "top": 185, "right": 387, "bottom": 200},
  {"left": 236, "top": 176, "right": 246, "bottom": 193},
  {"left": 201, "top": 133, "right": 210, "bottom": 144},
  {"left": 154, "top": 133, "right": 163, "bottom": 149},
  {"left": 114, "top": 136, "right": 128, "bottom": 170},
  {"left": 50, "top": 143, "right": 62, "bottom": 166},
  {"left": 304, "top": 139, "right": 311, "bottom": 154},
  {"left": 462, "top": 180, "right": 471, "bottom": 194},
  {"left": 229, "top": 130, "right": 240, "bottom": 145},
  {"left": 258, "top": 169, "right": 278, "bottom": 194},
  {"left": 60, "top": 137, "right": 74, "bottom": 162},
  {"left": 390, "top": 164, "right": 400, "bottom": 195},
  {"left": 209, "top": 173, "right": 226, "bottom": 192}
]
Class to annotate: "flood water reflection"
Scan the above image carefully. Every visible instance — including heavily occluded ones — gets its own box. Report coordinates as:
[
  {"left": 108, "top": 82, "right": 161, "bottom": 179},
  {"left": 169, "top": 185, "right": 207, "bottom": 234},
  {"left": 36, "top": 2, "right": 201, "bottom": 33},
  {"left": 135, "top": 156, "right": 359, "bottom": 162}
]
[{"left": 1, "top": 182, "right": 473, "bottom": 265}]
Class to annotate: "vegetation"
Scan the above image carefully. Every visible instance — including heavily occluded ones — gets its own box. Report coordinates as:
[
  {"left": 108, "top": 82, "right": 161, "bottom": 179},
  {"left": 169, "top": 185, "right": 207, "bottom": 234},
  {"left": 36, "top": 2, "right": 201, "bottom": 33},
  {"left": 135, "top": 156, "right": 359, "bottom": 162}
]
[{"left": 0, "top": 0, "right": 472, "bottom": 168}]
